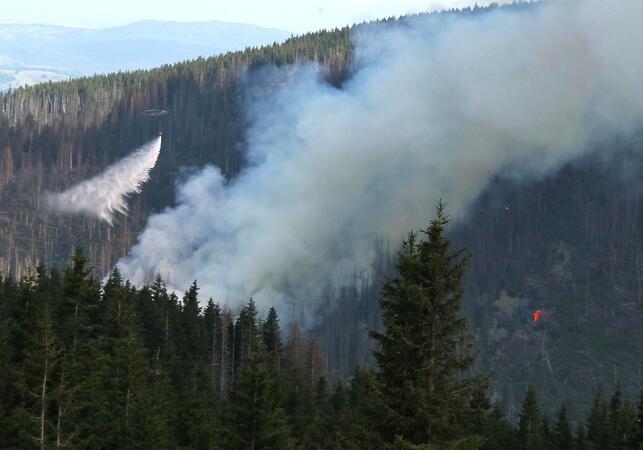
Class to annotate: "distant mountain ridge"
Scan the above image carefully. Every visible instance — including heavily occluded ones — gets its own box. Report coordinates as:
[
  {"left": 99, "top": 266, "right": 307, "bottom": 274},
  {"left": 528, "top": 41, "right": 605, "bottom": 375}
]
[{"left": 0, "top": 20, "right": 291, "bottom": 90}]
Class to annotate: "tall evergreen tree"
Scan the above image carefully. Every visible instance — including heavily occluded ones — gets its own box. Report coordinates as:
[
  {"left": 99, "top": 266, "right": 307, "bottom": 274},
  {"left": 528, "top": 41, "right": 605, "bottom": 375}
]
[
  {"left": 83, "top": 269, "right": 168, "bottom": 449},
  {"left": 637, "top": 389, "right": 643, "bottom": 449},
  {"left": 180, "top": 280, "right": 202, "bottom": 363},
  {"left": 369, "top": 201, "right": 486, "bottom": 447},
  {"left": 262, "top": 307, "right": 281, "bottom": 373},
  {"left": 554, "top": 405, "right": 573, "bottom": 450},
  {"left": 202, "top": 298, "right": 223, "bottom": 391},
  {"left": 55, "top": 248, "right": 100, "bottom": 448},
  {"left": 223, "top": 348, "right": 293, "bottom": 449},
  {"left": 586, "top": 387, "right": 610, "bottom": 449},
  {"left": 574, "top": 423, "right": 589, "bottom": 450},
  {"left": 517, "top": 385, "right": 544, "bottom": 450}
]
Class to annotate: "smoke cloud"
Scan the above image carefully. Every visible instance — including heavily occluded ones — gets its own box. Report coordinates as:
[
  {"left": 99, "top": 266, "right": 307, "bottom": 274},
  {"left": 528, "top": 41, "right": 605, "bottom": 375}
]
[
  {"left": 117, "top": 0, "right": 643, "bottom": 314},
  {"left": 46, "top": 136, "right": 162, "bottom": 225}
]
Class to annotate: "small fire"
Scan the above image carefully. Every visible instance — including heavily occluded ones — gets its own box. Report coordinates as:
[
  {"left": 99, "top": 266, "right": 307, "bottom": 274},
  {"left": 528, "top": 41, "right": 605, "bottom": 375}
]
[{"left": 532, "top": 309, "right": 543, "bottom": 322}]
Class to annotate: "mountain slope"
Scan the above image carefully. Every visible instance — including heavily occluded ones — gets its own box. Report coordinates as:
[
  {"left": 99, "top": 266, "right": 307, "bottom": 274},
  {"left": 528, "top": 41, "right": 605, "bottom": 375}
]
[{"left": 0, "top": 2, "right": 640, "bottom": 420}]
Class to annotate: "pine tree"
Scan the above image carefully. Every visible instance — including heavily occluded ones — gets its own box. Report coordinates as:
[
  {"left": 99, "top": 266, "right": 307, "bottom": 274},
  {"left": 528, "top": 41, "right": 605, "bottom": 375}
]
[
  {"left": 223, "top": 348, "right": 293, "bottom": 449},
  {"left": 554, "top": 405, "right": 573, "bottom": 450},
  {"left": 574, "top": 423, "right": 589, "bottom": 450},
  {"left": 202, "top": 298, "right": 222, "bottom": 391},
  {"left": 8, "top": 272, "right": 52, "bottom": 449},
  {"left": 517, "top": 385, "right": 544, "bottom": 450},
  {"left": 180, "top": 280, "right": 201, "bottom": 363},
  {"left": 586, "top": 387, "right": 610, "bottom": 449},
  {"left": 83, "top": 269, "right": 168, "bottom": 449},
  {"left": 636, "top": 389, "right": 643, "bottom": 449},
  {"left": 54, "top": 249, "right": 100, "bottom": 447},
  {"left": 619, "top": 400, "right": 638, "bottom": 450},
  {"left": 369, "top": 201, "right": 486, "bottom": 447},
  {"left": 262, "top": 307, "right": 281, "bottom": 372},
  {"left": 177, "top": 364, "right": 219, "bottom": 450},
  {"left": 57, "top": 248, "right": 98, "bottom": 353},
  {"left": 607, "top": 385, "right": 626, "bottom": 450},
  {"left": 234, "top": 299, "right": 259, "bottom": 372}
]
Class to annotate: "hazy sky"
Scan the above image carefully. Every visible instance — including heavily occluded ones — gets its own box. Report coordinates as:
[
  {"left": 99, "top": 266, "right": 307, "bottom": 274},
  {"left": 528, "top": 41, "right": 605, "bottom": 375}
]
[{"left": 1, "top": 0, "right": 512, "bottom": 32}]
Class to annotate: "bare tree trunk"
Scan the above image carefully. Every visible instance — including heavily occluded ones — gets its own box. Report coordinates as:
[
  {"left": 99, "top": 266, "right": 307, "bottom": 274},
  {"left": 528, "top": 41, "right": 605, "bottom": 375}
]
[
  {"left": 56, "top": 370, "right": 65, "bottom": 450},
  {"left": 220, "top": 319, "right": 226, "bottom": 396},
  {"left": 39, "top": 328, "right": 50, "bottom": 450},
  {"left": 211, "top": 318, "right": 217, "bottom": 388},
  {"left": 72, "top": 300, "right": 79, "bottom": 352}
]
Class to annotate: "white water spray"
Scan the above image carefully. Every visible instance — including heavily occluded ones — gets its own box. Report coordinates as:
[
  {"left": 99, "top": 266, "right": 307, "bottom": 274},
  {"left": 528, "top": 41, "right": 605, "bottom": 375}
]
[{"left": 45, "top": 136, "right": 161, "bottom": 225}]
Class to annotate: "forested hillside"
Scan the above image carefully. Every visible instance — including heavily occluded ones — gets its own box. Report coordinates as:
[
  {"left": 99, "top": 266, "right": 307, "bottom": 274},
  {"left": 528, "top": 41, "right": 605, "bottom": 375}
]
[
  {"left": 0, "top": 25, "right": 352, "bottom": 276},
  {"left": 313, "top": 141, "right": 643, "bottom": 419},
  {"left": 1, "top": 221, "right": 640, "bottom": 449},
  {"left": 0, "top": 1, "right": 641, "bottom": 422}
]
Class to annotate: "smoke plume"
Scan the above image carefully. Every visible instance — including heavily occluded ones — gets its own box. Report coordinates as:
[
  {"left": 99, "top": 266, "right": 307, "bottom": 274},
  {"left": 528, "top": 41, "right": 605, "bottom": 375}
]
[
  {"left": 46, "top": 136, "right": 162, "bottom": 225},
  {"left": 117, "top": 0, "right": 643, "bottom": 314}
]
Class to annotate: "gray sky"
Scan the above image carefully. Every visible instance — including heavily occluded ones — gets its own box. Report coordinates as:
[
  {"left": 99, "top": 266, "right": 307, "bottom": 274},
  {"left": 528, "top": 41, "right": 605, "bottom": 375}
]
[{"left": 1, "top": 0, "right": 512, "bottom": 32}]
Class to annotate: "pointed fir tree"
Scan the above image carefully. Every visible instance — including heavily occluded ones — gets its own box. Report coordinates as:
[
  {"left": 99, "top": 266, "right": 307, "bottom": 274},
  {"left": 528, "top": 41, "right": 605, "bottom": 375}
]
[
  {"left": 202, "top": 298, "right": 223, "bottom": 391},
  {"left": 586, "top": 387, "right": 610, "bottom": 449},
  {"left": 517, "top": 385, "right": 544, "bottom": 450},
  {"left": 180, "top": 280, "right": 202, "bottom": 363},
  {"left": 262, "top": 307, "right": 282, "bottom": 373},
  {"left": 554, "top": 405, "right": 573, "bottom": 450},
  {"left": 234, "top": 298, "right": 259, "bottom": 372},
  {"left": 222, "top": 343, "right": 293, "bottom": 449},
  {"left": 636, "top": 389, "right": 643, "bottom": 449},
  {"left": 369, "top": 201, "right": 487, "bottom": 447},
  {"left": 83, "top": 269, "right": 168, "bottom": 449},
  {"left": 574, "top": 423, "right": 589, "bottom": 450},
  {"left": 542, "top": 416, "right": 553, "bottom": 450}
]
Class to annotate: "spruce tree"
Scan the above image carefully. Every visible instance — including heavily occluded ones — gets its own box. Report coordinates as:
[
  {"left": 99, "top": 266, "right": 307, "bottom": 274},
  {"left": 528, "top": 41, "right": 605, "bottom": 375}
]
[
  {"left": 202, "top": 298, "right": 223, "bottom": 391},
  {"left": 637, "top": 389, "right": 643, "bottom": 449},
  {"left": 223, "top": 347, "right": 293, "bottom": 449},
  {"left": 369, "top": 201, "right": 486, "bottom": 447},
  {"left": 84, "top": 269, "right": 168, "bottom": 449},
  {"left": 574, "top": 423, "right": 589, "bottom": 450},
  {"left": 586, "top": 387, "right": 610, "bottom": 449},
  {"left": 262, "top": 307, "right": 281, "bottom": 372},
  {"left": 180, "top": 280, "right": 201, "bottom": 362},
  {"left": 234, "top": 299, "right": 259, "bottom": 372},
  {"left": 554, "top": 405, "right": 573, "bottom": 450},
  {"left": 517, "top": 385, "right": 544, "bottom": 450},
  {"left": 607, "top": 385, "right": 630, "bottom": 450}
]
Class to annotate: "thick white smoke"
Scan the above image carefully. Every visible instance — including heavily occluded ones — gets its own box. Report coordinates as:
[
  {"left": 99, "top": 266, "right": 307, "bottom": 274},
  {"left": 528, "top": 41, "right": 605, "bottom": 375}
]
[
  {"left": 117, "top": 0, "right": 643, "bottom": 313},
  {"left": 46, "top": 136, "right": 162, "bottom": 225}
]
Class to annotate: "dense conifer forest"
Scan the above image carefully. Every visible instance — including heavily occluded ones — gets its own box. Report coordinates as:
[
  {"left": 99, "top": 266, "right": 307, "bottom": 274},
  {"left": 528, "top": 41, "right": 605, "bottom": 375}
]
[{"left": 1, "top": 207, "right": 641, "bottom": 449}]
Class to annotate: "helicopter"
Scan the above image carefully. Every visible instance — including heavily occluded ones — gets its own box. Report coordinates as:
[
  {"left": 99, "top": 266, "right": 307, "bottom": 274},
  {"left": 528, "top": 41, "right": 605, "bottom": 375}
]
[{"left": 140, "top": 109, "right": 168, "bottom": 117}]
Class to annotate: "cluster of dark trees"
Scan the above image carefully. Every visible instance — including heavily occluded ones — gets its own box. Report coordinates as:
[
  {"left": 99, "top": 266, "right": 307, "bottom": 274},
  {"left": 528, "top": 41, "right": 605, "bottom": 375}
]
[{"left": 1, "top": 204, "right": 641, "bottom": 449}]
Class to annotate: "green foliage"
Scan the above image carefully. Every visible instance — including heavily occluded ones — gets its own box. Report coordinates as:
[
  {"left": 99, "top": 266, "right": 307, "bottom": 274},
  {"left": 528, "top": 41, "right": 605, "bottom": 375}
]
[
  {"left": 517, "top": 386, "right": 544, "bottom": 450},
  {"left": 554, "top": 406, "right": 573, "bottom": 450},
  {"left": 223, "top": 349, "right": 293, "bottom": 449},
  {"left": 369, "top": 201, "right": 487, "bottom": 447},
  {"left": 0, "top": 233, "right": 640, "bottom": 449}
]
